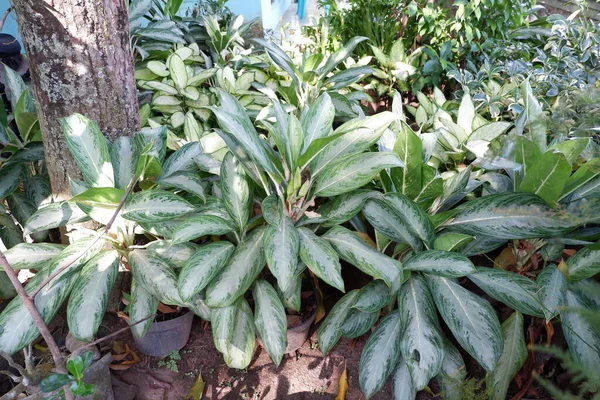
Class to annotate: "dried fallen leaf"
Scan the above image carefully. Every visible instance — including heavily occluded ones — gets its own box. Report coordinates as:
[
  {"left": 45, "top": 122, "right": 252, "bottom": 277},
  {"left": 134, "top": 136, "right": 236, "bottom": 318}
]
[
  {"left": 495, "top": 246, "right": 516, "bottom": 269},
  {"left": 184, "top": 373, "right": 205, "bottom": 400},
  {"left": 353, "top": 231, "right": 377, "bottom": 249},
  {"left": 335, "top": 361, "right": 348, "bottom": 400},
  {"left": 109, "top": 363, "right": 133, "bottom": 371},
  {"left": 312, "top": 276, "right": 326, "bottom": 323},
  {"left": 158, "top": 303, "right": 179, "bottom": 314}
]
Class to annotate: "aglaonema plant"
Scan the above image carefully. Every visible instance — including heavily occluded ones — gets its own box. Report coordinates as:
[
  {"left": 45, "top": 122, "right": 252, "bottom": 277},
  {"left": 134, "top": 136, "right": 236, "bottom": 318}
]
[
  {"left": 0, "top": 115, "right": 215, "bottom": 355},
  {"left": 315, "top": 97, "right": 598, "bottom": 399},
  {"left": 203, "top": 89, "right": 414, "bottom": 368}
]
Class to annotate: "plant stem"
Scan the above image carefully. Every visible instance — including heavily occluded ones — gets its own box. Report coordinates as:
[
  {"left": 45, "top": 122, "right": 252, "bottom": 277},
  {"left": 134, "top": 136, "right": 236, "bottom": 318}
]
[{"left": 0, "top": 251, "right": 74, "bottom": 400}]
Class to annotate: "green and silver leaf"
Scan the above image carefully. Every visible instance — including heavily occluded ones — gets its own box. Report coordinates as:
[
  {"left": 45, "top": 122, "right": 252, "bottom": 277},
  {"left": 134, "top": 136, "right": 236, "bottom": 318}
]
[
  {"left": 298, "top": 227, "right": 344, "bottom": 292},
  {"left": 253, "top": 280, "right": 287, "bottom": 366}
]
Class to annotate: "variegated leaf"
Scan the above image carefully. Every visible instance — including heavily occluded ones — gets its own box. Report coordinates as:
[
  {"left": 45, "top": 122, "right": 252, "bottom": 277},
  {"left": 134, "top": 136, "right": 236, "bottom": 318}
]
[
  {"left": 205, "top": 227, "right": 266, "bottom": 307},
  {"left": 277, "top": 263, "right": 304, "bottom": 311},
  {"left": 359, "top": 311, "right": 403, "bottom": 399},
  {"left": 561, "top": 290, "right": 600, "bottom": 371},
  {"left": 536, "top": 265, "right": 567, "bottom": 321},
  {"left": 468, "top": 267, "right": 545, "bottom": 318},
  {"left": 433, "top": 233, "right": 474, "bottom": 252},
  {"left": 486, "top": 312, "right": 527, "bottom": 400},
  {"left": 24, "top": 175, "right": 52, "bottom": 209},
  {"left": 185, "top": 293, "right": 211, "bottom": 321},
  {"left": 146, "top": 240, "right": 198, "bottom": 268},
  {"left": 122, "top": 190, "right": 195, "bottom": 223},
  {"left": 129, "top": 279, "right": 159, "bottom": 339},
  {"left": 67, "top": 250, "right": 119, "bottom": 341},
  {"left": 129, "top": 250, "right": 183, "bottom": 305},
  {"left": 178, "top": 242, "right": 235, "bottom": 302},
  {"left": 446, "top": 193, "right": 575, "bottom": 239},
  {"left": 23, "top": 202, "right": 90, "bottom": 236},
  {"left": 426, "top": 275, "right": 503, "bottom": 372},
  {"left": 384, "top": 193, "right": 434, "bottom": 249},
  {"left": 393, "top": 358, "right": 417, "bottom": 400},
  {"left": 220, "top": 152, "right": 252, "bottom": 233},
  {"left": 158, "top": 172, "right": 206, "bottom": 200},
  {"left": 570, "top": 279, "right": 600, "bottom": 309},
  {"left": 300, "top": 93, "right": 334, "bottom": 153},
  {"left": 398, "top": 275, "right": 444, "bottom": 390},
  {"left": 253, "top": 280, "right": 287, "bottom": 366},
  {"left": 211, "top": 302, "right": 236, "bottom": 354},
  {"left": 313, "top": 152, "right": 403, "bottom": 197},
  {"left": 298, "top": 227, "right": 344, "bottom": 292},
  {"left": 223, "top": 297, "right": 256, "bottom": 369},
  {"left": 318, "top": 290, "right": 359, "bottom": 354},
  {"left": 171, "top": 214, "right": 235, "bottom": 244},
  {"left": 4, "top": 243, "right": 65, "bottom": 270},
  {"left": 436, "top": 341, "right": 466, "bottom": 400},
  {"left": 403, "top": 250, "right": 476, "bottom": 278},
  {"left": 566, "top": 248, "right": 600, "bottom": 282},
  {"left": 323, "top": 226, "right": 402, "bottom": 291},
  {"left": 353, "top": 280, "right": 392, "bottom": 313},
  {"left": 391, "top": 122, "right": 423, "bottom": 199},
  {"left": 264, "top": 216, "right": 299, "bottom": 293},
  {"left": 110, "top": 136, "right": 136, "bottom": 190},
  {"left": 161, "top": 142, "right": 202, "bottom": 178},
  {"left": 61, "top": 114, "right": 115, "bottom": 187},
  {"left": 317, "top": 190, "right": 381, "bottom": 227},
  {"left": 340, "top": 309, "right": 378, "bottom": 339},
  {"left": 363, "top": 197, "right": 421, "bottom": 251}
]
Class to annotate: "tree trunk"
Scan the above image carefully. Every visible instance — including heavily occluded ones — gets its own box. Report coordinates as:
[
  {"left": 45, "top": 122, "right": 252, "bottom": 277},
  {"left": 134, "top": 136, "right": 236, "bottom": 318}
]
[{"left": 11, "top": 0, "right": 139, "bottom": 200}]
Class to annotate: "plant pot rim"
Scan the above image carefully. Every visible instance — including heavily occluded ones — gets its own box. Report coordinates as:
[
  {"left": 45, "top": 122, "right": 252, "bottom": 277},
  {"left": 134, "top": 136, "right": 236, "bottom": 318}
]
[{"left": 146, "top": 309, "right": 193, "bottom": 333}]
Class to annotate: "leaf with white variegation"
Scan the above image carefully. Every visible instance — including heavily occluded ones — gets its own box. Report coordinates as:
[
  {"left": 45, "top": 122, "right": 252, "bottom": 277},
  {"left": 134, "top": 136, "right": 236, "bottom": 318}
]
[
  {"left": 146, "top": 240, "right": 198, "bottom": 269},
  {"left": 536, "top": 265, "right": 567, "bottom": 321},
  {"left": 391, "top": 122, "right": 422, "bottom": 199},
  {"left": 171, "top": 214, "right": 235, "bottom": 244},
  {"left": 384, "top": 192, "right": 435, "bottom": 249},
  {"left": 264, "top": 216, "right": 299, "bottom": 293},
  {"left": 4, "top": 243, "right": 65, "bottom": 270},
  {"left": 253, "top": 280, "right": 287, "bottom": 366},
  {"left": 359, "top": 311, "right": 403, "bottom": 399},
  {"left": 486, "top": 312, "right": 527, "bottom": 400},
  {"left": 110, "top": 136, "right": 136, "bottom": 190},
  {"left": 353, "top": 280, "right": 392, "bottom": 313},
  {"left": 61, "top": 114, "right": 115, "bottom": 187},
  {"left": 314, "top": 152, "right": 403, "bottom": 197},
  {"left": 363, "top": 197, "right": 421, "bottom": 251},
  {"left": 403, "top": 250, "right": 475, "bottom": 278},
  {"left": 468, "top": 267, "right": 545, "bottom": 318},
  {"left": 128, "top": 280, "right": 158, "bottom": 338},
  {"left": 393, "top": 358, "right": 417, "bottom": 400},
  {"left": 178, "top": 242, "right": 235, "bottom": 302},
  {"left": 300, "top": 93, "right": 334, "bottom": 153},
  {"left": 561, "top": 290, "right": 600, "bottom": 371},
  {"left": 223, "top": 298, "right": 256, "bottom": 369},
  {"left": 67, "top": 250, "right": 119, "bottom": 341},
  {"left": 566, "top": 248, "right": 600, "bottom": 282},
  {"left": 122, "top": 190, "right": 195, "bottom": 223},
  {"left": 298, "top": 227, "right": 344, "bottom": 292},
  {"left": 161, "top": 142, "right": 202, "bottom": 178},
  {"left": 278, "top": 268, "right": 303, "bottom": 311},
  {"left": 220, "top": 152, "right": 252, "bottom": 233},
  {"left": 317, "top": 190, "right": 381, "bottom": 227},
  {"left": 129, "top": 250, "right": 183, "bottom": 305},
  {"left": 323, "top": 225, "right": 402, "bottom": 291},
  {"left": 398, "top": 275, "right": 444, "bottom": 390},
  {"left": 433, "top": 233, "right": 474, "bottom": 252},
  {"left": 436, "top": 341, "right": 466, "bottom": 400},
  {"left": 318, "top": 290, "right": 359, "bottom": 354},
  {"left": 340, "top": 309, "right": 379, "bottom": 339},
  {"left": 158, "top": 172, "right": 206, "bottom": 200},
  {"left": 205, "top": 227, "right": 267, "bottom": 307},
  {"left": 446, "top": 193, "right": 576, "bottom": 239},
  {"left": 426, "top": 275, "right": 503, "bottom": 372},
  {"left": 211, "top": 302, "right": 236, "bottom": 354}
]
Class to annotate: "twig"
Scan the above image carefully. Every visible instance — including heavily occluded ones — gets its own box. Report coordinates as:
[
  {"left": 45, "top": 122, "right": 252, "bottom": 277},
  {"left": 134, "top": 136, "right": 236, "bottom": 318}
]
[
  {"left": 79, "top": 313, "right": 157, "bottom": 351},
  {"left": 28, "top": 178, "right": 137, "bottom": 299},
  {"left": 0, "top": 7, "right": 12, "bottom": 32},
  {"left": 0, "top": 350, "right": 27, "bottom": 377},
  {"left": 0, "top": 251, "right": 74, "bottom": 400}
]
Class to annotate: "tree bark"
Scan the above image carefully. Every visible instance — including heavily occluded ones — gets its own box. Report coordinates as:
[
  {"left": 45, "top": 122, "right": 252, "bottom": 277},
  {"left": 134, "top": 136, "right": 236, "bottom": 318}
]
[{"left": 11, "top": 0, "right": 139, "bottom": 200}]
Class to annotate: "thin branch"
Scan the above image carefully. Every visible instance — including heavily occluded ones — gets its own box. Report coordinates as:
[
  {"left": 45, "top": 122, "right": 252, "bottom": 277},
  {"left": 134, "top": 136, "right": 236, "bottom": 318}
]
[
  {"left": 0, "top": 252, "right": 74, "bottom": 400},
  {"left": 28, "top": 178, "right": 137, "bottom": 299},
  {"left": 79, "top": 313, "right": 157, "bottom": 351},
  {"left": 0, "top": 6, "right": 12, "bottom": 32},
  {"left": 0, "top": 370, "right": 21, "bottom": 382},
  {"left": 0, "top": 351, "right": 27, "bottom": 377}
]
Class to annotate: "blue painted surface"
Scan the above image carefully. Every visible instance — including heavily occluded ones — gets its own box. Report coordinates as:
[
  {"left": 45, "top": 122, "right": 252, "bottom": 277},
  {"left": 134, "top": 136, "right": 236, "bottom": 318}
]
[
  {"left": 0, "top": 1, "right": 22, "bottom": 49},
  {"left": 227, "top": 0, "right": 292, "bottom": 31}
]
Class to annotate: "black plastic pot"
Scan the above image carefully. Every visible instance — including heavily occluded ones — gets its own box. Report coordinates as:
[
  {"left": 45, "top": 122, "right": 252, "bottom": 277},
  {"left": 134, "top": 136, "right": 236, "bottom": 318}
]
[
  {"left": 76, "top": 353, "right": 114, "bottom": 400},
  {"left": 133, "top": 311, "right": 194, "bottom": 357}
]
